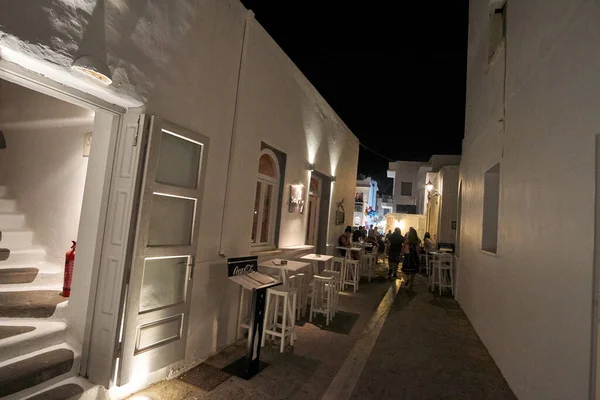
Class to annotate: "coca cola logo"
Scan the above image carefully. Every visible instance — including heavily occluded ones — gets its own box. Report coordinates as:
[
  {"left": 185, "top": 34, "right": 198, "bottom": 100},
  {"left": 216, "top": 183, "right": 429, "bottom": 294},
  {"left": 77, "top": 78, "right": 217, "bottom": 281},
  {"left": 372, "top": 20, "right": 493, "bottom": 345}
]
[{"left": 232, "top": 264, "right": 254, "bottom": 276}]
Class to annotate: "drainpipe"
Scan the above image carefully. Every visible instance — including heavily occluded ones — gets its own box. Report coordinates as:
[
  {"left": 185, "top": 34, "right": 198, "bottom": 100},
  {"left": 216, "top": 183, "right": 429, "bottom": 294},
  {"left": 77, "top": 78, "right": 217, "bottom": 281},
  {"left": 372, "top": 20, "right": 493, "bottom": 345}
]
[{"left": 219, "top": 10, "right": 254, "bottom": 256}]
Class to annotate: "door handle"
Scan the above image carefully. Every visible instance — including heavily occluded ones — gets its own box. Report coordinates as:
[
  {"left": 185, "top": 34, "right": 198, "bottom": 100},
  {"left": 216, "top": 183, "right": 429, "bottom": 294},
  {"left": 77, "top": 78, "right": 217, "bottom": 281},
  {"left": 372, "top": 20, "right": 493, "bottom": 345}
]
[{"left": 188, "top": 256, "right": 195, "bottom": 281}]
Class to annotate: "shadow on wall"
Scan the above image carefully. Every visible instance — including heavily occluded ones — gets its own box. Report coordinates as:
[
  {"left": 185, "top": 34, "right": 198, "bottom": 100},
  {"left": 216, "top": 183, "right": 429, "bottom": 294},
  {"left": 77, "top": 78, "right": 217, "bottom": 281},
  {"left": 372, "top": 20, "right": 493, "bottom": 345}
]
[
  {"left": 0, "top": 0, "right": 201, "bottom": 103},
  {"left": 0, "top": 130, "right": 5, "bottom": 148}
]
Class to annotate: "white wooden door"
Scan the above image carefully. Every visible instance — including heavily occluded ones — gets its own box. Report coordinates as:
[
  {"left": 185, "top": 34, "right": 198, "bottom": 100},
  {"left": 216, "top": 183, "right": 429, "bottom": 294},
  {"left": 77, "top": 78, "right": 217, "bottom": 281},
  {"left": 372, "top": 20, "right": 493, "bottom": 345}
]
[
  {"left": 306, "top": 195, "right": 319, "bottom": 246},
  {"left": 306, "top": 176, "right": 322, "bottom": 246},
  {"left": 118, "top": 117, "right": 209, "bottom": 385}
]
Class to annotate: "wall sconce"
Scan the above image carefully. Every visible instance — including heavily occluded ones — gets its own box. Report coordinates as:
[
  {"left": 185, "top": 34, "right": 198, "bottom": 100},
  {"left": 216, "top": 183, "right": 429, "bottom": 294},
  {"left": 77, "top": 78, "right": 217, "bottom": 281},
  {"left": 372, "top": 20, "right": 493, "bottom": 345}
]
[
  {"left": 308, "top": 163, "right": 315, "bottom": 171},
  {"left": 72, "top": 55, "right": 112, "bottom": 85},
  {"left": 426, "top": 180, "right": 440, "bottom": 199},
  {"left": 426, "top": 180, "right": 434, "bottom": 192},
  {"left": 331, "top": 176, "right": 336, "bottom": 183}
]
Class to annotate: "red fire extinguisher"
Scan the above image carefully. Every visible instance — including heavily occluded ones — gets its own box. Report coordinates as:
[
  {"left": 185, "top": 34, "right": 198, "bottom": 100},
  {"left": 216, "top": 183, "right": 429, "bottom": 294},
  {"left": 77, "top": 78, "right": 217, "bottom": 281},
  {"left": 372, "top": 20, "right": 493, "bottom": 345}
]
[{"left": 62, "top": 241, "right": 76, "bottom": 298}]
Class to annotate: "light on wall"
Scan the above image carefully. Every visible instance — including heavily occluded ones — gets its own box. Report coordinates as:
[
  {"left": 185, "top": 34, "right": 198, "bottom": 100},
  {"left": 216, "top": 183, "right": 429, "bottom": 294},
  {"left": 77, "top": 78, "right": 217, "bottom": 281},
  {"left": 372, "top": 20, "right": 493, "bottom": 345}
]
[
  {"left": 394, "top": 219, "right": 406, "bottom": 232},
  {"left": 308, "top": 163, "right": 315, "bottom": 171},
  {"left": 331, "top": 176, "right": 336, "bottom": 183},
  {"left": 426, "top": 180, "right": 440, "bottom": 200},
  {"left": 426, "top": 180, "right": 434, "bottom": 192},
  {"left": 72, "top": 56, "right": 112, "bottom": 85}
]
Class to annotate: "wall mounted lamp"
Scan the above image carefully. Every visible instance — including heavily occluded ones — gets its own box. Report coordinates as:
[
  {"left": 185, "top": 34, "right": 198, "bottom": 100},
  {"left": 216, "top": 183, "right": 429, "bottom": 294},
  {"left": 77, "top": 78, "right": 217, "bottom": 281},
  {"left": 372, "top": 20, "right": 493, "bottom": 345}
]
[
  {"left": 331, "top": 176, "right": 336, "bottom": 183},
  {"left": 72, "top": 55, "right": 112, "bottom": 85},
  {"left": 426, "top": 180, "right": 440, "bottom": 199},
  {"left": 426, "top": 180, "right": 434, "bottom": 192},
  {"left": 308, "top": 163, "right": 315, "bottom": 171}
]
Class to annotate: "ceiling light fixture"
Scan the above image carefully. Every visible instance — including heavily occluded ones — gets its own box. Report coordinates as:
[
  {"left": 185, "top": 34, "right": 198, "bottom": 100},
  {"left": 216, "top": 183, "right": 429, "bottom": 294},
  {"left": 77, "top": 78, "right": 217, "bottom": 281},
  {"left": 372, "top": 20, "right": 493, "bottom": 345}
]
[{"left": 72, "top": 55, "right": 112, "bottom": 85}]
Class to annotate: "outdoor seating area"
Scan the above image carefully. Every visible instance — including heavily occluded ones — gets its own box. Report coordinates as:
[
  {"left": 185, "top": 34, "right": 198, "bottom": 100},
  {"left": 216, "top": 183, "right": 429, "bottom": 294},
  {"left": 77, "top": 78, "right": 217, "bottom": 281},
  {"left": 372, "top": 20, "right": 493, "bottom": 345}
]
[{"left": 234, "top": 245, "right": 390, "bottom": 354}]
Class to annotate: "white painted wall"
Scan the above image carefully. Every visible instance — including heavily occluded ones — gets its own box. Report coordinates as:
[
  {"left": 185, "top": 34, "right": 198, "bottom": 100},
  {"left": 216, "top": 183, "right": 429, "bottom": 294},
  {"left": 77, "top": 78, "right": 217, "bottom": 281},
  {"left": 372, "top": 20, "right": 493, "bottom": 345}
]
[
  {"left": 0, "top": 79, "right": 91, "bottom": 263},
  {"left": 388, "top": 161, "right": 421, "bottom": 208},
  {"left": 459, "top": 1, "right": 600, "bottom": 398},
  {"left": 437, "top": 166, "right": 459, "bottom": 244},
  {"left": 0, "top": 0, "right": 359, "bottom": 393}
]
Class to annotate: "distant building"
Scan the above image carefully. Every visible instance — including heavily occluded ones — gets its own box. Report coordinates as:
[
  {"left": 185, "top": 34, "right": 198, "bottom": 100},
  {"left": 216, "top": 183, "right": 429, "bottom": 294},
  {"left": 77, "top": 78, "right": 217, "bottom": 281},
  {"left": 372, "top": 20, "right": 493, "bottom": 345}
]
[
  {"left": 387, "top": 155, "right": 461, "bottom": 215},
  {"left": 353, "top": 177, "right": 378, "bottom": 227}
]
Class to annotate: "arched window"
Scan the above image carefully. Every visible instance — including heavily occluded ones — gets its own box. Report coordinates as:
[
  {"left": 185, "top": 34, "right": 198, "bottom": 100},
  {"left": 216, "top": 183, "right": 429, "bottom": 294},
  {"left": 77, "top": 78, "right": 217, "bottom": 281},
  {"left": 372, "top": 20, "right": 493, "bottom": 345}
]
[{"left": 251, "top": 149, "right": 280, "bottom": 248}]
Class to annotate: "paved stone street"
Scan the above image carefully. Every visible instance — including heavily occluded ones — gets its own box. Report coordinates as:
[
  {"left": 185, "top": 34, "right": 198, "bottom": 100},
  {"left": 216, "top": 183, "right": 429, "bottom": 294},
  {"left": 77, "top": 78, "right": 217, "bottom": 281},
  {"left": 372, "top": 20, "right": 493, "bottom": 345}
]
[{"left": 129, "top": 271, "right": 515, "bottom": 400}]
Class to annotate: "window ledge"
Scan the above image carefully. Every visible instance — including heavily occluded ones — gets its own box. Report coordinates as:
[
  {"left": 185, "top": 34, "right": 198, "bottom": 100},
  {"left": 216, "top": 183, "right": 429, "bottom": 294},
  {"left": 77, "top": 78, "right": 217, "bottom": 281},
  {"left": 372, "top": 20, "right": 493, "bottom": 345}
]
[
  {"left": 251, "top": 248, "right": 282, "bottom": 257},
  {"left": 279, "top": 245, "right": 314, "bottom": 251},
  {"left": 480, "top": 249, "right": 498, "bottom": 257}
]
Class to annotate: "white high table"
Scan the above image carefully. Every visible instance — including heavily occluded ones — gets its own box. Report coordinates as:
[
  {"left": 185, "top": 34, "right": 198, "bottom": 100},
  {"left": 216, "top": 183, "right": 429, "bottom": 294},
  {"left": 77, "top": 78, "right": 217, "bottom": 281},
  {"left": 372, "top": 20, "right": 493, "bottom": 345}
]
[
  {"left": 300, "top": 254, "right": 334, "bottom": 274},
  {"left": 336, "top": 246, "right": 362, "bottom": 260},
  {"left": 258, "top": 259, "right": 311, "bottom": 286}
]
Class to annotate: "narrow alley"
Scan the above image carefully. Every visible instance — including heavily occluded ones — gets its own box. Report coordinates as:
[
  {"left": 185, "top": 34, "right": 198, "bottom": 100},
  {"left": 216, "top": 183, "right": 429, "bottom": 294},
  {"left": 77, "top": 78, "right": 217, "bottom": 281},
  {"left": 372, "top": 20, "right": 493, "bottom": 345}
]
[{"left": 128, "top": 270, "right": 515, "bottom": 400}]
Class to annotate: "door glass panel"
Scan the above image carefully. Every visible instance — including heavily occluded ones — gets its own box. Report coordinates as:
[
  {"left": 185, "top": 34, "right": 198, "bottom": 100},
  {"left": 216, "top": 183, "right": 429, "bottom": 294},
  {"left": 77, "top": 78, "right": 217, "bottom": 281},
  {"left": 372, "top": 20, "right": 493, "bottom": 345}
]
[
  {"left": 260, "top": 184, "right": 273, "bottom": 243},
  {"left": 156, "top": 130, "right": 201, "bottom": 189},
  {"left": 148, "top": 194, "right": 195, "bottom": 246},
  {"left": 251, "top": 182, "right": 261, "bottom": 243},
  {"left": 140, "top": 256, "right": 188, "bottom": 312}
]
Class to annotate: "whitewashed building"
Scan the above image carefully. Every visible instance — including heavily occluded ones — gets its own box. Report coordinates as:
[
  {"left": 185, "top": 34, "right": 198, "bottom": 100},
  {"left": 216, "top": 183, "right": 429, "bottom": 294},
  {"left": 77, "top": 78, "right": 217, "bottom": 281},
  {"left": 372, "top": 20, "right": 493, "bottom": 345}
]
[
  {"left": 353, "top": 177, "right": 379, "bottom": 228},
  {"left": 387, "top": 155, "right": 460, "bottom": 215},
  {"left": 0, "top": 2, "right": 359, "bottom": 398},
  {"left": 458, "top": 0, "right": 600, "bottom": 399},
  {"left": 424, "top": 165, "right": 460, "bottom": 245}
]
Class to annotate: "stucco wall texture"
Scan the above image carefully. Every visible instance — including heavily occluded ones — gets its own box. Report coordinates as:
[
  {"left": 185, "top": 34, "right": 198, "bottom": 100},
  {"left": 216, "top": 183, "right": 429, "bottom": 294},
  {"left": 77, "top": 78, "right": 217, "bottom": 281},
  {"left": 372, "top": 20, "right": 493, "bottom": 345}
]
[
  {"left": 0, "top": 0, "right": 359, "bottom": 390},
  {"left": 460, "top": 1, "right": 600, "bottom": 399}
]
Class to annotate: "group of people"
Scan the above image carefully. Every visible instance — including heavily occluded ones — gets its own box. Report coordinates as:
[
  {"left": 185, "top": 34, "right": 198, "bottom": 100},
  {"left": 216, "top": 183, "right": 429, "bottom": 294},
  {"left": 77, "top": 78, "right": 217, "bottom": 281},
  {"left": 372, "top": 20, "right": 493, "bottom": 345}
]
[
  {"left": 338, "top": 225, "right": 385, "bottom": 260},
  {"left": 339, "top": 224, "right": 437, "bottom": 291}
]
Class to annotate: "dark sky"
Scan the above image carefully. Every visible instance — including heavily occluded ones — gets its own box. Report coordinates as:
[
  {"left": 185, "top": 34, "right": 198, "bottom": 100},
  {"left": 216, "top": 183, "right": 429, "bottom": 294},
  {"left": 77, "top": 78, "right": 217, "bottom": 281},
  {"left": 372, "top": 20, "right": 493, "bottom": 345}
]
[{"left": 240, "top": 1, "right": 469, "bottom": 194}]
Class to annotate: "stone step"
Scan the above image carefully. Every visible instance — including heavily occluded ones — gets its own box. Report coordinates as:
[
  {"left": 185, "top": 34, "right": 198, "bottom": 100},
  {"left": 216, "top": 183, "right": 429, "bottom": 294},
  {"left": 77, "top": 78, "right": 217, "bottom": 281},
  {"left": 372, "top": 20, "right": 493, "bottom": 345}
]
[
  {"left": 0, "top": 247, "right": 46, "bottom": 265},
  {"left": 0, "top": 266, "right": 62, "bottom": 289},
  {"left": 0, "top": 262, "right": 61, "bottom": 275},
  {"left": 0, "top": 267, "right": 39, "bottom": 284},
  {"left": 0, "top": 198, "right": 17, "bottom": 213},
  {"left": 26, "top": 383, "right": 84, "bottom": 400},
  {"left": 0, "top": 320, "right": 67, "bottom": 363},
  {"left": 0, "top": 291, "right": 66, "bottom": 318},
  {"left": 0, "top": 344, "right": 78, "bottom": 399},
  {"left": 0, "top": 213, "right": 26, "bottom": 230},
  {"left": 22, "top": 377, "right": 101, "bottom": 400},
  {"left": 0, "top": 229, "right": 35, "bottom": 249}
]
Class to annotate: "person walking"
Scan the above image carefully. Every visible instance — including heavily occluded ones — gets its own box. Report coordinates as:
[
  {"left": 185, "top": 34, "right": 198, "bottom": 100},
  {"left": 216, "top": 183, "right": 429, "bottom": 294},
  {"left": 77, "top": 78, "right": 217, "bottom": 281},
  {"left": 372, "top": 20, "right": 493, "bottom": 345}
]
[
  {"left": 387, "top": 228, "right": 404, "bottom": 279},
  {"left": 402, "top": 227, "right": 421, "bottom": 290}
]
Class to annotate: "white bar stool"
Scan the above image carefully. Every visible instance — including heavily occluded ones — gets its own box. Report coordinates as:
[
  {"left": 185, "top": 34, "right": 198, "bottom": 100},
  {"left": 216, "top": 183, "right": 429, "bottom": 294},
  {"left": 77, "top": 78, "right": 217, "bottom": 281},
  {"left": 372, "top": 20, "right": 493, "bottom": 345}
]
[
  {"left": 433, "top": 253, "right": 454, "bottom": 296},
  {"left": 288, "top": 273, "right": 306, "bottom": 320},
  {"left": 360, "top": 251, "right": 376, "bottom": 282},
  {"left": 343, "top": 259, "right": 360, "bottom": 293},
  {"left": 322, "top": 269, "right": 342, "bottom": 315},
  {"left": 262, "top": 286, "right": 298, "bottom": 353},
  {"left": 310, "top": 275, "right": 334, "bottom": 325}
]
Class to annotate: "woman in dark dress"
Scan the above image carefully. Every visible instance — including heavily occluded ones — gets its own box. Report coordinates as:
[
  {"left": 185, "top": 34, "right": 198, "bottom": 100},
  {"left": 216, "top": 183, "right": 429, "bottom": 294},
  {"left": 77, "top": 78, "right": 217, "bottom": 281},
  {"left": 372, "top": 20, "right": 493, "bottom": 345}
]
[{"left": 402, "top": 227, "right": 421, "bottom": 290}]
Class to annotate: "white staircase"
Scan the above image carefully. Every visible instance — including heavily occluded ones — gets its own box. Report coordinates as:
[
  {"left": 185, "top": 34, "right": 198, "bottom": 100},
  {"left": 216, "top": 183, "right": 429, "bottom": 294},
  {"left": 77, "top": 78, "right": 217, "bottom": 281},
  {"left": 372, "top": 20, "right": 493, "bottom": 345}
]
[{"left": 0, "top": 185, "right": 88, "bottom": 399}]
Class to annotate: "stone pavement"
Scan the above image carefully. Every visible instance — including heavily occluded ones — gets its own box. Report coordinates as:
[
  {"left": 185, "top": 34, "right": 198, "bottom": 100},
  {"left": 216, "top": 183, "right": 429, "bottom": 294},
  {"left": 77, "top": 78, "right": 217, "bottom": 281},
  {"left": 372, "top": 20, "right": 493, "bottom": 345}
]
[
  {"left": 128, "top": 271, "right": 516, "bottom": 400},
  {"left": 350, "top": 275, "right": 516, "bottom": 400}
]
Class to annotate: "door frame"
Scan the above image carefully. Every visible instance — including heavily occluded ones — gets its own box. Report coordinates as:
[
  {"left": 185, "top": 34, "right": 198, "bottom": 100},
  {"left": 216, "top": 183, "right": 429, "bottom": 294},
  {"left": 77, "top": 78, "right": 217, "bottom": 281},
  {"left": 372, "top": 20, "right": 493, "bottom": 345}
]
[
  {"left": 590, "top": 134, "right": 600, "bottom": 399},
  {"left": 0, "top": 60, "right": 131, "bottom": 384}
]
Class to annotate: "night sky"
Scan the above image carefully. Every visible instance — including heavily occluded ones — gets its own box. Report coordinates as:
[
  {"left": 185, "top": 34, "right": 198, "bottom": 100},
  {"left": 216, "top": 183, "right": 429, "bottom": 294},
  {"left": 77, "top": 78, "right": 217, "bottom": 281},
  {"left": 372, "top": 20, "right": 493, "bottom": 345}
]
[{"left": 240, "top": 1, "right": 469, "bottom": 194}]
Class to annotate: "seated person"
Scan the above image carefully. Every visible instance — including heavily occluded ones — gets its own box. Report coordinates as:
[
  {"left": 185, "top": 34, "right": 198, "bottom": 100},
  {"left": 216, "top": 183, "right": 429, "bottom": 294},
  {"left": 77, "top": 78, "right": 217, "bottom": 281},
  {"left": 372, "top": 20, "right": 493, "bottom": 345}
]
[
  {"left": 423, "top": 232, "right": 436, "bottom": 253},
  {"left": 365, "top": 233, "right": 378, "bottom": 252}
]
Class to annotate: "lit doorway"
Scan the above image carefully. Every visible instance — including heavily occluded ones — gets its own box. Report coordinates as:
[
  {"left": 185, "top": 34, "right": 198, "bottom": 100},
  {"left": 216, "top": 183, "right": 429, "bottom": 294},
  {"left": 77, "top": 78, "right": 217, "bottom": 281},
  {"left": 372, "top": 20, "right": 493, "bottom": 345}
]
[{"left": 0, "top": 65, "right": 129, "bottom": 393}]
